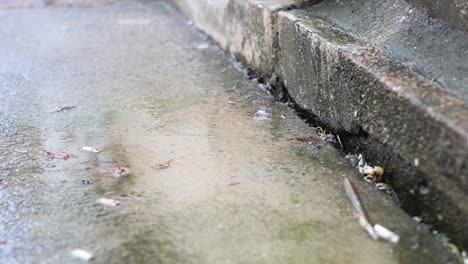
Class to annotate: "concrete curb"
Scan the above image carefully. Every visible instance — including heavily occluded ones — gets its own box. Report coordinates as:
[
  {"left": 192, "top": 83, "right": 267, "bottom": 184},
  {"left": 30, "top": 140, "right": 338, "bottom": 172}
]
[
  {"left": 170, "top": 0, "right": 468, "bottom": 249},
  {"left": 279, "top": 10, "right": 468, "bottom": 248},
  {"left": 170, "top": 0, "right": 319, "bottom": 76}
]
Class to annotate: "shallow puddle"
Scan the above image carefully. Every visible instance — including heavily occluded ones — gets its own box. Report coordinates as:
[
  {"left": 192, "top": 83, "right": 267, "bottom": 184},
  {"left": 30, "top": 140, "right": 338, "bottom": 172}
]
[{"left": 0, "top": 1, "right": 462, "bottom": 263}]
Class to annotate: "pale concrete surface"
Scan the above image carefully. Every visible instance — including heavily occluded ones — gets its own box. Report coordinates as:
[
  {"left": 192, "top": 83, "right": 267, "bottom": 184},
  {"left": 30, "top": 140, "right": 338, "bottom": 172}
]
[
  {"left": 0, "top": 0, "right": 462, "bottom": 263},
  {"left": 169, "top": 0, "right": 468, "bottom": 250}
]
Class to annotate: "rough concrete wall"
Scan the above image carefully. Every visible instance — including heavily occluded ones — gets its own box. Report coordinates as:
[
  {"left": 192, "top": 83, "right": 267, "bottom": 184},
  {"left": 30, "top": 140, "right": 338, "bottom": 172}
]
[
  {"left": 171, "top": 0, "right": 293, "bottom": 76},
  {"left": 303, "top": 0, "right": 468, "bottom": 101},
  {"left": 278, "top": 11, "right": 468, "bottom": 247},
  {"left": 407, "top": 0, "right": 468, "bottom": 32},
  {"left": 170, "top": 0, "right": 322, "bottom": 76}
]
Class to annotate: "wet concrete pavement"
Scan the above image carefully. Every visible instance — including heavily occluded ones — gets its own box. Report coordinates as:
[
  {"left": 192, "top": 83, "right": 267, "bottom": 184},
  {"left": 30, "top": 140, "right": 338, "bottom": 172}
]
[{"left": 0, "top": 1, "right": 462, "bottom": 263}]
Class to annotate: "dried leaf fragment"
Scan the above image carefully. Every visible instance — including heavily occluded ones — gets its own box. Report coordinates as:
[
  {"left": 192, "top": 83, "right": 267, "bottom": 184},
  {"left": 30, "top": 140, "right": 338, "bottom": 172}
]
[
  {"left": 290, "top": 136, "right": 321, "bottom": 143},
  {"left": 105, "top": 166, "right": 130, "bottom": 177},
  {"left": 47, "top": 151, "right": 70, "bottom": 160},
  {"left": 156, "top": 159, "right": 173, "bottom": 169}
]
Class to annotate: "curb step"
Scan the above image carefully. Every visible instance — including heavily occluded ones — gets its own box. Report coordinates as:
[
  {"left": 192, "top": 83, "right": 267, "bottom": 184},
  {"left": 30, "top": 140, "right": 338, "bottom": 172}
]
[{"left": 170, "top": 0, "right": 468, "bottom": 250}]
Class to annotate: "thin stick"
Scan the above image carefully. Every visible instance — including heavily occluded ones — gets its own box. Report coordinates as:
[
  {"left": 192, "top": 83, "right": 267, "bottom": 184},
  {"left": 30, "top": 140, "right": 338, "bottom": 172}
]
[
  {"left": 337, "top": 135, "right": 344, "bottom": 150},
  {"left": 343, "top": 177, "right": 379, "bottom": 240}
]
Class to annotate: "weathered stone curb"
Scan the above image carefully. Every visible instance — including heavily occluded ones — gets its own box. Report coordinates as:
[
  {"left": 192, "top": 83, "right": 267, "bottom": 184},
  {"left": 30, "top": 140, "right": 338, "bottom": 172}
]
[
  {"left": 278, "top": 11, "right": 468, "bottom": 248},
  {"left": 170, "top": 0, "right": 317, "bottom": 76},
  {"left": 170, "top": 0, "right": 468, "bottom": 249}
]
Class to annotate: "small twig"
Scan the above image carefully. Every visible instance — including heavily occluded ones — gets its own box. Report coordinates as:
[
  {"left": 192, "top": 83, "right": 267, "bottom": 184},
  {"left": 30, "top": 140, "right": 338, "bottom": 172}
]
[
  {"left": 289, "top": 136, "right": 321, "bottom": 143},
  {"left": 336, "top": 135, "right": 344, "bottom": 150},
  {"left": 316, "top": 127, "right": 326, "bottom": 134},
  {"left": 51, "top": 106, "right": 76, "bottom": 113},
  {"left": 343, "top": 177, "right": 379, "bottom": 240}
]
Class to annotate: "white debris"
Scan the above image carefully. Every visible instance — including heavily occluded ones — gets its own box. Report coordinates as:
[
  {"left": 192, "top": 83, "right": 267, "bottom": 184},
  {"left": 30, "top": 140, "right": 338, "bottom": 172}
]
[
  {"left": 358, "top": 216, "right": 379, "bottom": 240},
  {"left": 71, "top": 249, "right": 93, "bottom": 261},
  {"left": 345, "top": 153, "right": 360, "bottom": 167},
  {"left": 362, "top": 165, "right": 375, "bottom": 175},
  {"left": 363, "top": 175, "right": 373, "bottom": 183},
  {"left": 414, "top": 158, "right": 419, "bottom": 167},
  {"left": 254, "top": 109, "right": 271, "bottom": 121},
  {"left": 374, "top": 224, "right": 400, "bottom": 244},
  {"left": 419, "top": 186, "right": 430, "bottom": 194},
  {"left": 196, "top": 43, "right": 210, "bottom": 49},
  {"left": 97, "top": 198, "right": 120, "bottom": 207},
  {"left": 358, "top": 154, "right": 365, "bottom": 167},
  {"left": 257, "top": 83, "right": 268, "bottom": 91},
  {"left": 81, "top": 146, "right": 102, "bottom": 153},
  {"left": 376, "top": 183, "right": 392, "bottom": 191}
]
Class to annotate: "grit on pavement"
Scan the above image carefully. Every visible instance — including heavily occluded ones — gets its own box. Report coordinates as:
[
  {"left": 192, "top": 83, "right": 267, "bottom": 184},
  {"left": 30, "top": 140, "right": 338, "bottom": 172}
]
[{"left": 0, "top": 0, "right": 461, "bottom": 263}]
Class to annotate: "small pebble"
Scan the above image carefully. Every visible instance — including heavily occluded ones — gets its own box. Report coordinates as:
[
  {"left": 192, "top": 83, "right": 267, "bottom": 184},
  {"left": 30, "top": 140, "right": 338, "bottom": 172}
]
[
  {"left": 373, "top": 166, "right": 384, "bottom": 177},
  {"left": 363, "top": 175, "right": 373, "bottom": 183},
  {"left": 376, "top": 183, "right": 392, "bottom": 191},
  {"left": 462, "top": 251, "right": 468, "bottom": 264},
  {"left": 310, "top": 143, "right": 322, "bottom": 150},
  {"left": 254, "top": 109, "right": 271, "bottom": 121},
  {"left": 419, "top": 186, "right": 430, "bottom": 194}
]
